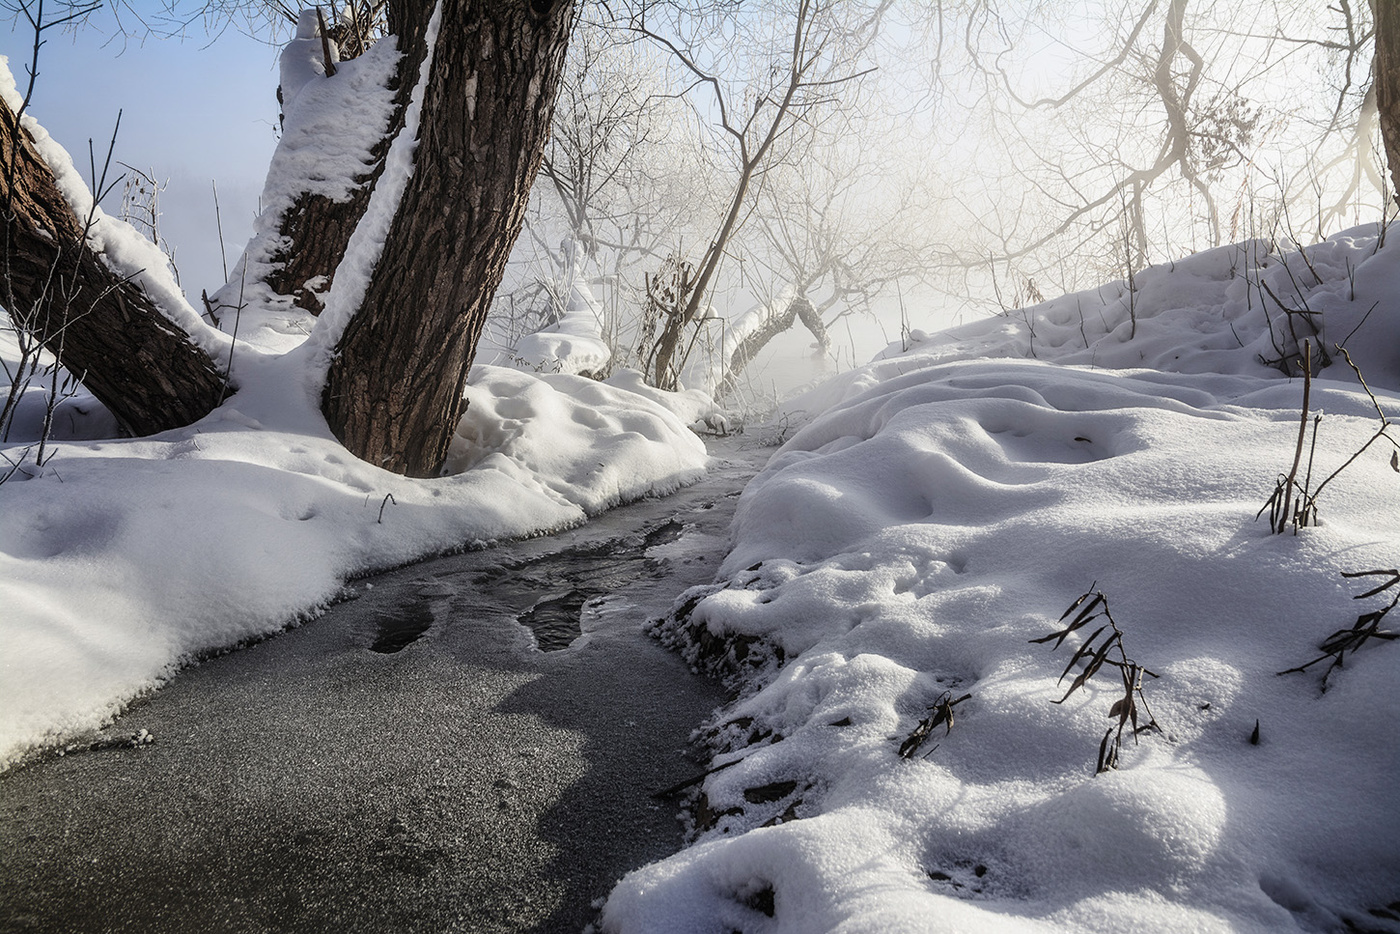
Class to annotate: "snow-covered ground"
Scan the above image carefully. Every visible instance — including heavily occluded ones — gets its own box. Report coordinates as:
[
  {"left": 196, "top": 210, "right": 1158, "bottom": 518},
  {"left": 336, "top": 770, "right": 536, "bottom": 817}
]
[
  {"left": 602, "top": 230, "right": 1400, "bottom": 933},
  {"left": 0, "top": 356, "right": 711, "bottom": 769}
]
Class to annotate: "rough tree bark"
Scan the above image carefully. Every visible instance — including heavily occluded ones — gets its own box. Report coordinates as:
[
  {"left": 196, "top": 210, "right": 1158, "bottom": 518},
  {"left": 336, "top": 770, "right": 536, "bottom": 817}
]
[
  {"left": 0, "top": 96, "right": 225, "bottom": 436},
  {"left": 265, "top": 14, "right": 429, "bottom": 314},
  {"left": 266, "top": 194, "right": 375, "bottom": 314},
  {"left": 1373, "top": 0, "right": 1400, "bottom": 198},
  {"left": 322, "top": 0, "right": 576, "bottom": 477}
]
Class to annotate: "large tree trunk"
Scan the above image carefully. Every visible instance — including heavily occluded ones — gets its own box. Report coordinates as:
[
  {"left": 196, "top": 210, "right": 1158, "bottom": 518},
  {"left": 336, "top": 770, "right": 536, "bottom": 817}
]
[
  {"left": 322, "top": 0, "right": 575, "bottom": 477},
  {"left": 1374, "top": 0, "right": 1400, "bottom": 198},
  {"left": 1, "top": 96, "right": 225, "bottom": 437},
  {"left": 265, "top": 192, "right": 377, "bottom": 315}
]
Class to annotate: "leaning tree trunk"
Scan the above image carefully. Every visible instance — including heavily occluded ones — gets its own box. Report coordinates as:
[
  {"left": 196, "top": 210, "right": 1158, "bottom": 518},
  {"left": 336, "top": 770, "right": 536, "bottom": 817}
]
[
  {"left": 323, "top": 0, "right": 575, "bottom": 477},
  {"left": 717, "top": 294, "right": 829, "bottom": 400},
  {"left": 1373, "top": 0, "right": 1400, "bottom": 199},
  {"left": 1, "top": 95, "right": 225, "bottom": 436}
]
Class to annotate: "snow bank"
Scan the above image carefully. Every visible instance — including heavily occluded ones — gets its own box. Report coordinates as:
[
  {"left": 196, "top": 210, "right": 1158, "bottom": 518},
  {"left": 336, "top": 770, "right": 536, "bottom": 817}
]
[
  {"left": 871, "top": 231, "right": 1399, "bottom": 391},
  {"left": 604, "top": 232, "right": 1400, "bottom": 932},
  {"left": 0, "top": 355, "right": 706, "bottom": 768}
]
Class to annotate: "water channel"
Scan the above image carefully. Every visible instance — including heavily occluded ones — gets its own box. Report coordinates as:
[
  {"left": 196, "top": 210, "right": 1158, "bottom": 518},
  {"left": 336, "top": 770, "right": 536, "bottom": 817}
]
[{"left": 0, "top": 436, "right": 770, "bottom": 934}]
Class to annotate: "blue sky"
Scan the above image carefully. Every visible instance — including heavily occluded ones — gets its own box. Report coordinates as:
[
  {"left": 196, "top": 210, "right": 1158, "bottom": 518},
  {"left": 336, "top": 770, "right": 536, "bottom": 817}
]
[{"left": 4, "top": 11, "right": 280, "bottom": 294}]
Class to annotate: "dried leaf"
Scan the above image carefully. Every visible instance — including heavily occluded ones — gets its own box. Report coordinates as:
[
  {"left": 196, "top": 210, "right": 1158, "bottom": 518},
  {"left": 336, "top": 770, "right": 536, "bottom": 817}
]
[
  {"left": 1032, "top": 593, "right": 1104, "bottom": 647},
  {"left": 897, "top": 722, "right": 932, "bottom": 759},
  {"left": 1057, "top": 626, "right": 1108, "bottom": 683},
  {"left": 897, "top": 693, "right": 970, "bottom": 758},
  {"left": 1342, "top": 568, "right": 1400, "bottom": 600},
  {"left": 1055, "top": 633, "right": 1118, "bottom": 703},
  {"left": 936, "top": 699, "right": 955, "bottom": 735},
  {"left": 1095, "top": 727, "right": 1118, "bottom": 774},
  {"left": 1058, "top": 591, "right": 1101, "bottom": 624}
]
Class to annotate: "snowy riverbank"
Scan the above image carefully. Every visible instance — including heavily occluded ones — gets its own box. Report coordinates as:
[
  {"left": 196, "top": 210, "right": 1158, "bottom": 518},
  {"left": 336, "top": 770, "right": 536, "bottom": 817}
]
[
  {"left": 0, "top": 358, "right": 711, "bottom": 770},
  {"left": 602, "top": 228, "right": 1400, "bottom": 933}
]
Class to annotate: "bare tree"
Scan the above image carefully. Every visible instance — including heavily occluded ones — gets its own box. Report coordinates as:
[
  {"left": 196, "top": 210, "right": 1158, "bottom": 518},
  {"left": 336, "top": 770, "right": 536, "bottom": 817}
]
[
  {"left": 713, "top": 134, "right": 938, "bottom": 398},
  {"left": 941, "top": 0, "right": 1380, "bottom": 298},
  {"left": 495, "top": 17, "right": 705, "bottom": 371},
  {"left": 618, "top": 0, "right": 891, "bottom": 390}
]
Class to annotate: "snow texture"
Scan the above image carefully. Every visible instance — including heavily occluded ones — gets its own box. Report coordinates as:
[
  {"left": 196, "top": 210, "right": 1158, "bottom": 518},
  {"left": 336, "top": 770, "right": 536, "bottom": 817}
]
[
  {"left": 278, "top": 8, "right": 340, "bottom": 105},
  {"left": 603, "top": 231, "right": 1400, "bottom": 933}
]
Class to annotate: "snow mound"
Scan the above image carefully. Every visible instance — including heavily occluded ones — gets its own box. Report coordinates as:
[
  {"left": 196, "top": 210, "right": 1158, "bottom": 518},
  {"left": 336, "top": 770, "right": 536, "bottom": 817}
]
[
  {"left": 511, "top": 240, "right": 614, "bottom": 377},
  {"left": 605, "top": 235, "right": 1400, "bottom": 932},
  {"left": 860, "top": 229, "right": 1399, "bottom": 397}
]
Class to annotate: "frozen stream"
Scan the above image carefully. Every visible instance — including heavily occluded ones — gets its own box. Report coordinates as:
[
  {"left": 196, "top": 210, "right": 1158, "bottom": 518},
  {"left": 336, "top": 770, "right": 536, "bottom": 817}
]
[{"left": 0, "top": 436, "right": 771, "bottom": 934}]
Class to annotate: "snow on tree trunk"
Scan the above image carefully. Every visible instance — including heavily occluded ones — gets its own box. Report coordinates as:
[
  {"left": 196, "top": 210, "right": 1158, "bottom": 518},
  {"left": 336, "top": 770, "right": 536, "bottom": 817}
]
[
  {"left": 0, "top": 70, "right": 226, "bottom": 437},
  {"left": 714, "top": 293, "right": 829, "bottom": 401},
  {"left": 211, "top": 12, "right": 404, "bottom": 327},
  {"left": 321, "top": 0, "right": 576, "bottom": 478},
  {"left": 1373, "top": 0, "right": 1400, "bottom": 199}
]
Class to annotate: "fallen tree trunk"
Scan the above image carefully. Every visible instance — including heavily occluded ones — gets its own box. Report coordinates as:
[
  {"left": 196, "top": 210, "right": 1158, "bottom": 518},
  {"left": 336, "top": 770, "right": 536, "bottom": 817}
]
[{"left": 717, "top": 294, "right": 828, "bottom": 400}]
